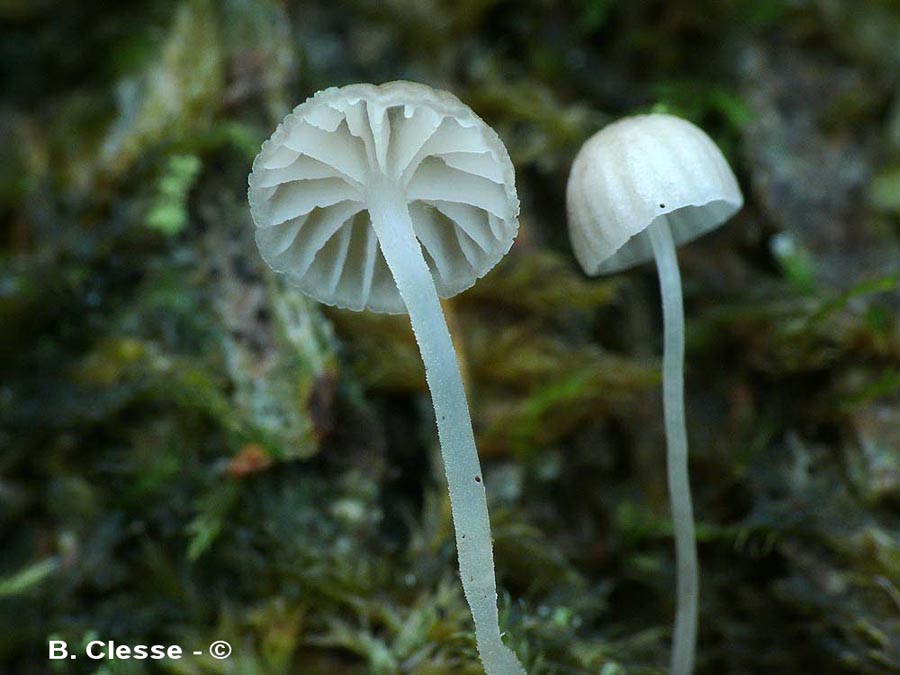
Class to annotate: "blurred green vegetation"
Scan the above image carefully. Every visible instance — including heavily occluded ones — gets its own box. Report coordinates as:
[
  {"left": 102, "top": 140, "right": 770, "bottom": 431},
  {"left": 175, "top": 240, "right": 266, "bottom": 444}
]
[{"left": 1, "top": 0, "right": 899, "bottom": 674}]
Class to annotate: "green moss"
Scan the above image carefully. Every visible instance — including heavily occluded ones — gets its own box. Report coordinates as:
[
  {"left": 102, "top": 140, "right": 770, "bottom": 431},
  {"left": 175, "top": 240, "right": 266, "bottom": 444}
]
[
  {"left": 2, "top": 0, "right": 899, "bottom": 673},
  {"left": 868, "top": 166, "right": 900, "bottom": 214},
  {"left": 147, "top": 154, "right": 203, "bottom": 236}
]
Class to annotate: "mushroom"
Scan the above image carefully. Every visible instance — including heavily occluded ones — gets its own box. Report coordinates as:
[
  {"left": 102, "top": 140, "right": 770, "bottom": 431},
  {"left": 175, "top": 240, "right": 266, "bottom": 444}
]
[
  {"left": 566, "top": 113, "right": 743, "bottom": 675},
  {"left": 248, "top": 81, "right": 525, "bottom": 675}
]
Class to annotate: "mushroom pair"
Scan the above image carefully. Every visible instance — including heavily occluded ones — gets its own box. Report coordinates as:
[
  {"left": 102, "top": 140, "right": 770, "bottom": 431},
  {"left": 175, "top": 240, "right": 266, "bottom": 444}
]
[{"left": 247, "top": 82, "right": 742, "bottom": 675}]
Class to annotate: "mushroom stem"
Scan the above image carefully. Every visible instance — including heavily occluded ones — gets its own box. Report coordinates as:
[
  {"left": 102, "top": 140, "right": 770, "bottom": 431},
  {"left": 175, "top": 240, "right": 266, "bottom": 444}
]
[
  {"left": 367, "top": 183, "right": 526, "bottom": 675},
  {"left": 648, "top": 216, "right": 698, "bottom": 675}
]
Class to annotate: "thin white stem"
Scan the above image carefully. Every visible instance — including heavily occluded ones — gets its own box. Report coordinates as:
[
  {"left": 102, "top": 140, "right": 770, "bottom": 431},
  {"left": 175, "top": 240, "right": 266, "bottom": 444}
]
[
  {"left": 368, "top": 182, "right": 526, "bottom": 675},
  {"left": 648, "top": 216, "right": 698, "bottom": 675}
]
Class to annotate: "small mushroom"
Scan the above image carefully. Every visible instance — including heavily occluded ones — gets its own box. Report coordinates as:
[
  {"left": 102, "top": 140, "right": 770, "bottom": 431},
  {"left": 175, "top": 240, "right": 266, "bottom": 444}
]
[
  {"left": 566, "top": 113, "right": 743, "bottom": 675},
  {"left": 248, "top": 81, "right": 525, "bottom": 675}
]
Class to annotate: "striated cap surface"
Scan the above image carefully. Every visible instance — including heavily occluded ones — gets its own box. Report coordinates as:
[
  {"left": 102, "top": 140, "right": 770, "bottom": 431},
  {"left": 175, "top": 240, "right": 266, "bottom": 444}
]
[
  {"left": 566, "top": 113, "right": 742, "bottom": 275},
  {"left": 248, "top": 81, "right": 519, "bottom": 314}
]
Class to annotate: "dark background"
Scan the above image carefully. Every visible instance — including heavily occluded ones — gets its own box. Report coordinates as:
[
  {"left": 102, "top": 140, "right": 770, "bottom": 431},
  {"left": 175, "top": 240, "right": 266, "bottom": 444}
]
[{"left": 1, "top": 0, "right": 899, "bottom": 673}]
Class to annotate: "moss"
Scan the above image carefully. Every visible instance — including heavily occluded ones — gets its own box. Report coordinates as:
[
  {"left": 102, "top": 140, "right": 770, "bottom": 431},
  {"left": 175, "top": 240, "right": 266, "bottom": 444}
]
[
  {"left": 1, "top": 1, "right": 899, "bottom": 674},
  {"left": 868, "top": 167, "right": 900, "bottom": 214},
  {"left": 146, "top": 154, "right": 203, "bottom": 236}
]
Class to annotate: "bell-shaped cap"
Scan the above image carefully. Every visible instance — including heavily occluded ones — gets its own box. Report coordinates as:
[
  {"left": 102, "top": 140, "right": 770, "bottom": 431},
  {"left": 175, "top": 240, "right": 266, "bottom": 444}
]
[
  {"left": 566, "top": 113, "right": 742, "bottom": 275},
  {"left": 248, "top": 81, "right": 519, "bottom": 314}
]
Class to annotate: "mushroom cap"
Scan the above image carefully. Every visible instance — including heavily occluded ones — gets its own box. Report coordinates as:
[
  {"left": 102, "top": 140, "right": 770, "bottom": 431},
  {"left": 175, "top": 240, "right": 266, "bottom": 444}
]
[
  {"left": 566, "top": 113, "right": 743, "bottom": 275},
  {"left": 248, "top": 81, "right": 519, "bottom": 314}
]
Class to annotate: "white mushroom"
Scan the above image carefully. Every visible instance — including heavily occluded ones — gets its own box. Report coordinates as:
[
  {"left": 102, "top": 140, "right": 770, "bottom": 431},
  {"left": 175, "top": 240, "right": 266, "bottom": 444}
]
[
  {"left": 248, "top": 81, "right": 525, "bottom": 675},
  {"left": 567, "top": 113, "right": 743, "bottom": 675}
]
